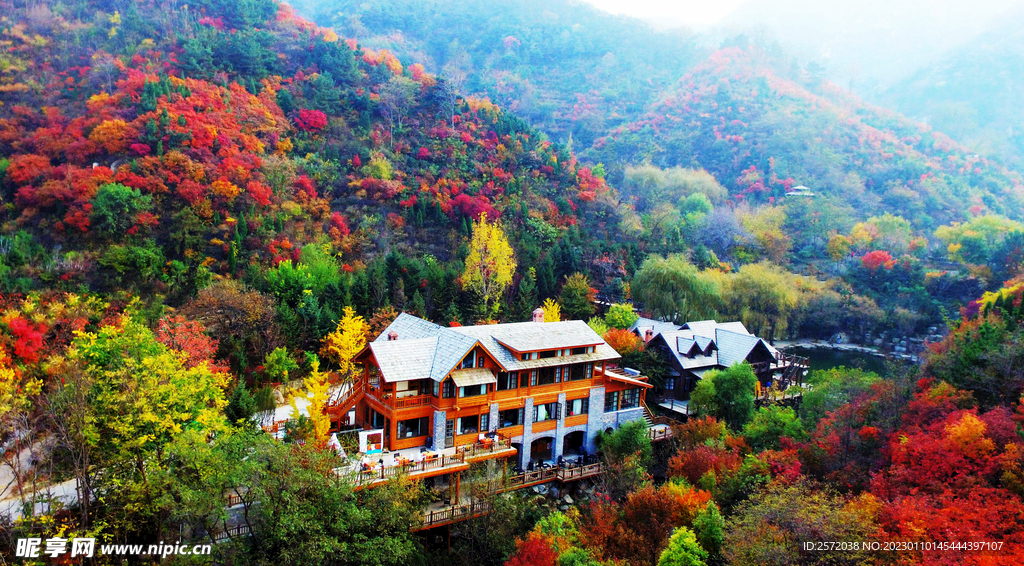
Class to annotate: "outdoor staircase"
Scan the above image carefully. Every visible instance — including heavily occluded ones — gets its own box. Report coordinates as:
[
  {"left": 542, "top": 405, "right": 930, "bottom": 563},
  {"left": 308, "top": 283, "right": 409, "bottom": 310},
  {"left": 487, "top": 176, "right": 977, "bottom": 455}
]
[
  {"left": 327, "top": 380, "right": 365, "bottom": 424},
  {"left": 641, "top": 402, "right": 655, "bottom": 428}
]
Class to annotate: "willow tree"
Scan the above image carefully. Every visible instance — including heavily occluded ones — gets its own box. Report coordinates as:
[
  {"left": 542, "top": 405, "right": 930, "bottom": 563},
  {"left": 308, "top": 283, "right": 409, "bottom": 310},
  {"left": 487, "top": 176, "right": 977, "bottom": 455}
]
[
  {"left": 631, "top": 254, "right": 721, "bottom": 323},
  {"left": 462, "top": 213, "right": 516, "bottom": 320},
  {"left": 724, "top": 262, "right": 800, "bottom": 342}
]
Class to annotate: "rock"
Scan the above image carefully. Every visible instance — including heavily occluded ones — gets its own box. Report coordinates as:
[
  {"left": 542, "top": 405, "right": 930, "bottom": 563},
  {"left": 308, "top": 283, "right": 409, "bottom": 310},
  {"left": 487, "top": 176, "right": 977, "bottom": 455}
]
[
  {"left": 562, "top": 494, "right": 574, "bottom": 505},
  {"left": 873, "top": 338, "right": 884, "bottom": 346},
  {"left": 273, "top": 389, "right": 285, "bottom": 405}
]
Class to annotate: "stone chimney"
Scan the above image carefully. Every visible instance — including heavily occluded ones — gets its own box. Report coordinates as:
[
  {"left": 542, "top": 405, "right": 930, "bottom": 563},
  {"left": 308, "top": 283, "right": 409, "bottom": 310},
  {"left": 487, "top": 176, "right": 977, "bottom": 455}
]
[
  {"left": 532, "top": 307, "right": 545, "bottom": 323},
  {"left": 644, "top": 328, "right": 654, "bottom": 343},
  {"left": 387, "top": 330, "right": 398, "bottom": 341}
]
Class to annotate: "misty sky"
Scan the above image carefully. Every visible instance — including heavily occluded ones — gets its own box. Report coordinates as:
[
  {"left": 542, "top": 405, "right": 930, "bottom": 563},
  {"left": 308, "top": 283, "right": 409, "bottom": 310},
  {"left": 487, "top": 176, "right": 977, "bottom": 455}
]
[
  {"left": 582, "top": 0, "right": 748, "bottom": 27},
  {"left": 584, "top": 0, "right": 1024, "bottom": 31}
]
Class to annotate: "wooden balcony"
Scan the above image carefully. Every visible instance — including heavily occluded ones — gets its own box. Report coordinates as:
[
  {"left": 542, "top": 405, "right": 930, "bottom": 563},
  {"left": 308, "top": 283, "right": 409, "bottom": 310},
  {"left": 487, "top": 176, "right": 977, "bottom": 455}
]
[
  {"left": 365, "top": 390, "right": 434, "bottom": 412},
  {"left": 347, "top": 452, "right": 470, "bottom": 488},
  {"left": 455, "top": 436, "right": 517, "bottom": 462}
]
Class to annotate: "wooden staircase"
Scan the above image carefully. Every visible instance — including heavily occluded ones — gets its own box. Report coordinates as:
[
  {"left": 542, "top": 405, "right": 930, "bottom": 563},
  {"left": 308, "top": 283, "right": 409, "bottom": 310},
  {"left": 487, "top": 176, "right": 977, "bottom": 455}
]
[{"left": 327, "top": 380, "right": 365, "bottom": 425}]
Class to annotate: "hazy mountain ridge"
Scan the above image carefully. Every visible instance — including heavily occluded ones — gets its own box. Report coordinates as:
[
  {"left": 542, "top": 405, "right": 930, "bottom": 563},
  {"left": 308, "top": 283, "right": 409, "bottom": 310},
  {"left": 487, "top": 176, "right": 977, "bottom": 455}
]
[{"left": 882, "top": 5, "right": 1024, "bottom": 169}]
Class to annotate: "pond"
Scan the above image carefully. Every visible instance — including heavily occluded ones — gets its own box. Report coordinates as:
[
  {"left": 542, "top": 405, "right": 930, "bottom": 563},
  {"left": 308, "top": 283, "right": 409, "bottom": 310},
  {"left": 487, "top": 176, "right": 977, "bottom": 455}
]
[{"left": 783, "top": 346, "right": 892, "bottom": 376}]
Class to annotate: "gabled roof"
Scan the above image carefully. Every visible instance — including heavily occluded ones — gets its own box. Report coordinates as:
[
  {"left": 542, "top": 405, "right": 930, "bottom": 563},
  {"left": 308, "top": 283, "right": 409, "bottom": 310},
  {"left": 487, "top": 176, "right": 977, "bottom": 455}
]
[
  {"left": 450, "top": 319, "right": 618, "bottom": 371},
  {"left": 682, "top": 319, "right": 751, "bottom": 337},
  {"left": 715, "top": 329, "right": 775, "bottom": 367},
  {"left": 371, "top": 313, "right": 477, "bottom": 382},
  {"left": 368, "top": 313, "right": 620, "bottom": 382},
  {"left": 629, "top": 316, "right": 682, "bottom": 337},
  {"left": 647, "top": 320, "right": 776, "bottom": 374},
  {"left": 463, "top": 320, "right": 602, "bottom": 352},
  {"left": 368, "top": 337, "right": 437, "bottom": 383},
  {"left": 694, "top": 335, "right": 716, "bottom": 352}
]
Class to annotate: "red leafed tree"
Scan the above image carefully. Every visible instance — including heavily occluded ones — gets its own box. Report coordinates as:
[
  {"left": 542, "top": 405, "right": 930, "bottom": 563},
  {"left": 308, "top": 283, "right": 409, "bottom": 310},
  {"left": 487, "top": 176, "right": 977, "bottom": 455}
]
[
  {"left": 154, "top": 315, "right": 228, "bottom": 373},
  {"left": 602, "top": 328, "right": 643, "bottom": 357},
  {"left": 505, "top": 532, "right": 558, "bottom": 566},
  {"left": 246, "top": 180, "right": 273, "bottom": 206},
  {"left": 861, "top": 250, "right": 894, "bottom": 271},
  {"left": 5, "top": 315, "right": 47, "bottom": 363},
  {"left": 294, "top": 108, "right": 328, "bottom": 131}
]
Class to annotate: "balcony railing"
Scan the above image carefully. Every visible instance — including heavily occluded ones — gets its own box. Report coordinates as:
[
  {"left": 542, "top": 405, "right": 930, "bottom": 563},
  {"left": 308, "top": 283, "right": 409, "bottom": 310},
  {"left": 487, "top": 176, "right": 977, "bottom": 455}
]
[
  {"left": 366, "top": 390, "right": 434, "bottom": 411},
  {"left": 456, "top": 436, "right": 513, "bottom": 458},
  {"left": 348, "top": 451, "right": 468, "bottom": 485}
]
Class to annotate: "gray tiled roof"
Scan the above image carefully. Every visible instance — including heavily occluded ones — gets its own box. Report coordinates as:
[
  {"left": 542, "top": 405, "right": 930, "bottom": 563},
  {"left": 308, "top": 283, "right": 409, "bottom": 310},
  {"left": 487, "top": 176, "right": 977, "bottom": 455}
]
[
  {"left": 372, "top": 313, "right": 619, "bottom": 382},
  {"left": 451, "top": 320, "right": 619, "bottom": 371},
  {"left": 629, "top": 316, "right": 682, "bottom": 336},
  {"left": 450, "top": 367, "right": 496, "bottom": 387},
  {"left": 369, "top": 337, "right": 437, "bottom": 383},
  {"left": 715, "top": 329, "right": 771, "bottom": 367},
  {"left": 460, "top": 320, "right": 603, "bottom": 352},
  {"left": 682, "top": 319, "right": 751, "bottom": 338},
  {"left": 375, "top": 313, "right": 478, "bottom": 382},
  {"left": 650, "top": 321, "right": 777, "bottom": 373},
  {"left": 694, "top": 335, "right": 716, "bottom": 352}
]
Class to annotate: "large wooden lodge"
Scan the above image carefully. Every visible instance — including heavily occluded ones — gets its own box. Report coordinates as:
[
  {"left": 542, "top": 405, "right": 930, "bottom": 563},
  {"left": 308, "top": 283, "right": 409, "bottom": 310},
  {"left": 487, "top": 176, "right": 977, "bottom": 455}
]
[{"left": 330, "top": 309, "right": 653, "bottom": 469}]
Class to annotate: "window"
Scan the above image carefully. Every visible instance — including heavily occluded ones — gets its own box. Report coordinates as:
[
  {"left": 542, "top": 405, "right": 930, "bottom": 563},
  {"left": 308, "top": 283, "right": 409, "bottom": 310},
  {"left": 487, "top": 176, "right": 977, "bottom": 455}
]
[
  {"left": 461, "top": 351, "right": 476, "bottom": 369},
  {"left": 566, "top": 397, "right": 589, "bottom": 417},
  {"left": 539, "top": 350, "right": 558, "bottom": 359},
  {"left": 433, "top": 381, "right": 441, "bottom": 396},
  {"left": 369, "top": 366, "right": 381, "bottom": 389},
  {"left": 569, "top": 363, "right": 592, "bottom": 381},
  {"left": 570, "top": 346, "right": 587, "bottom": 355},
  {"left": 480, "top": 413, "right": 489, "bottom": 432},
  {"left": 604, "top": 391, "right": 620, "bottom": 412},
  {"left": 397, "top": 417, "right": 429, "bottom": 438},
  {"left": 497, "top": 372, "right": 517, "bottom": 391},
  {"left": 537, "top": 366, "right": 557, "bottom": 386},
  {"left": 499, "top": 408, "right": 525, "bottom": 427},
  {"left": 520, "top": 353, "right": 532, "bottom": 361},
  {"left": 665, "top": 377, "right": 675, "bottom": 391},
  {"left": 459, "top": 384, "right": 487, "bottom": 397},
  {"left": 534, "top": 402, "right": 560, "bottom": 422},
  {"left": 458, "top": 415, "right": 480, "bottom": 435},
  {"left": 442, "top": 379, "right": 455, "bottom": 398},
  {"left": 477, "top": 353, "right": 486, "bottom": 368},
  {"left": 520, "top": 371, "right": 533, "bottom": 388},
  {"left": 369, "top": 409, "right": 387, "bottom": 429},
  {"left": 621, "top": 388, "right": 640, "bottom": 409}
]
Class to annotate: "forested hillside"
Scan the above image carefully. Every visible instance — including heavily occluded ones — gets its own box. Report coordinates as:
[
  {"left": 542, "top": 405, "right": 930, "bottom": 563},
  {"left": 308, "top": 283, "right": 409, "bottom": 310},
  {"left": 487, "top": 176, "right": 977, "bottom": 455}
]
[
  {"left": 291, "top": 0, "right": 1024, "bottom": 230},
  {"left": 0, "top": 0, "right": 628, "bottom": 324},
  {"left": 5, "top": 1, "right": 1024, "bottom": 564},
  {"left": 288, "top": 0, "right": 704, "bottom": 148},
  {"left": 884, "top": 7, "right": 1024, "bottom": 170}
]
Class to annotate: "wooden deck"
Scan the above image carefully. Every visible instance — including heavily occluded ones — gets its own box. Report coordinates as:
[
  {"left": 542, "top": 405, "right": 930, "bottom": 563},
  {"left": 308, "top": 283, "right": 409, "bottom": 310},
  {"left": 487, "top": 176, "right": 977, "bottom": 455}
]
[{"left": 411, "top": 463, "right": 606, "bottom": 531}]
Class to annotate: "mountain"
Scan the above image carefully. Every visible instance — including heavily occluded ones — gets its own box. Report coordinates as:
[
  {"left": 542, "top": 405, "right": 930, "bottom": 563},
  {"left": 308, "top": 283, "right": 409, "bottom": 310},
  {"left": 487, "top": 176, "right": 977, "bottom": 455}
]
[
  {"left": 587, "top": 45, "right": 1024, "bottom": 228},
  {"left": 715, "top": 0, "right": 1024, "bottom": 95},
  {"left": 883, "top": 6, "right": 1024, "bottom": 169},
  {"left": 289, "top": 0, "right": 1024, "bottom": 231},
  {"left": 288, "top": 0, "right": 706, "bottom": 148},
  {"left": 0, "top": 0, "right": 625, "bottom": 317}
]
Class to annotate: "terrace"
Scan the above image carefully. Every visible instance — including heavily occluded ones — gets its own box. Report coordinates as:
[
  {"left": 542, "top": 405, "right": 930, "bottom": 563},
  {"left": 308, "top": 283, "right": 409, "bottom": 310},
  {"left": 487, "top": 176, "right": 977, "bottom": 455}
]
[{"left": 339, "top": 435, "right": 517, "bottom": 488}]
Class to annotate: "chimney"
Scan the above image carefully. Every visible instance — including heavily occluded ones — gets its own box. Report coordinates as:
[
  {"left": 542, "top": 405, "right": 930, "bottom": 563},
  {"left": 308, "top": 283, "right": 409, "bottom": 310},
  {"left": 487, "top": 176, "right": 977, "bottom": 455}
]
[
  {"left": 387, "top": 330, "right": 398, "bottom": 341},
  {"left": 644, "top": 329, "right": 654, "bottom": 343},
  {"left": 532, "top": 307, "right": 545, "bottom": 323}
]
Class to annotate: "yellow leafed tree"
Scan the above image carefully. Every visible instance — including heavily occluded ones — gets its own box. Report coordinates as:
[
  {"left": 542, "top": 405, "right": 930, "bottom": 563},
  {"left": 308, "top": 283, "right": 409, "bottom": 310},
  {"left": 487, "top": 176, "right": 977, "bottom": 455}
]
[
  {"left": 541, "top": 298, "right": 561, "bottom": 322},
  {"left": 322, "top": 306, "right": 368, "bottom": 382},
  {"left": 290, "top": 357, "right": 332, "bottom": 444},
  {"left": 462, "top": 212, "right": 517, "bottom": 319}
]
